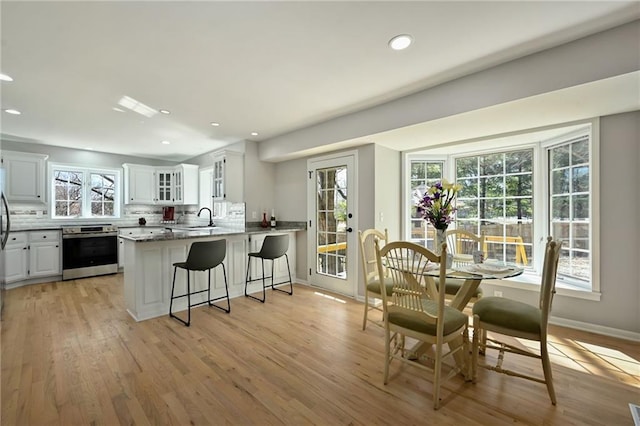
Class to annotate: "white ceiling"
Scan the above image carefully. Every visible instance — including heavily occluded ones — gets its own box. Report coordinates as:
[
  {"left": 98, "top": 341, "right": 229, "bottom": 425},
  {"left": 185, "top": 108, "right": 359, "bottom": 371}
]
[{"left": 1, "top": 1, "right": 639, "bottom": 162}]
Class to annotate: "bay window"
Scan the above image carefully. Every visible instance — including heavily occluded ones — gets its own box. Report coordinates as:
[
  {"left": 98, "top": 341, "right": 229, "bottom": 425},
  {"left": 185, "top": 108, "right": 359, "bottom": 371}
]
[{"left": 404, "top": 121, "right": 598, "bottom": 294}]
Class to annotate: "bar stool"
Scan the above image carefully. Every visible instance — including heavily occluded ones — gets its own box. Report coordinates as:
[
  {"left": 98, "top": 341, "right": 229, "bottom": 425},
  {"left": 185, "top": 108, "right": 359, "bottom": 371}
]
[
  {"left": 169, "top": 239, "right": 230, "bottom": 326},
  {"left": 244, "top": 234, "right": 293, "bottom": 303}
]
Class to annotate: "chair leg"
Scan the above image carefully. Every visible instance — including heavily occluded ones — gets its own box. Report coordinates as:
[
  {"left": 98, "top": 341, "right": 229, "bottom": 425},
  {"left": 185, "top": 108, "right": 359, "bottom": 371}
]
[
  {"left": 472, "top": 314, "right": 479, "bottom": 383},
  {"left": 220, "top": 263, "right": 231, "bottom": 313},
  {"left": 169, "top": 266, "right": 177, "bottom": 317},
  {"left": 186, "top": 271, "right": 191, "bottom": 326},
  {"left": 541, "top": 341, "right": 557, "bottom": 405},
  {"left": 433, "top": 341, "right": 442, "bottom": 410},
  {"left": 271, "top": 254, "right": 293, "bottom": 295},
  {"left": 245, "top": 256, "right": 266, "bottom": 303},
  {"left": 261, "top": 259, "right": 267, "bottom": 301},
  {"left": 244, "top": 256, "right": 251, "bottom": 297},
  {"left": 362, "top": 289, "right": 369, "bottom": 331},
  {"left": 383, "top": 322, "right": 391, "bottom": 385},
  {"left": 208, "top": 263, "right": 231, "bottom": 313},
  {"left": 169, "top": 266, "right": 190, "bottom": 327},
  {"left": 463, "top": 325, "right": 470, "bottom": 381},
  {"left": 207, "top": 268, "right": 211, "bottom": 306}
]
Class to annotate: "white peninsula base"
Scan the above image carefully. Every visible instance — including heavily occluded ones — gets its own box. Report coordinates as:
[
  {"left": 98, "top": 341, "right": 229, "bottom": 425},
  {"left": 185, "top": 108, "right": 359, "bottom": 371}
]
[{"left": 122, "top": 231, "right": 296, "bottom": 321}]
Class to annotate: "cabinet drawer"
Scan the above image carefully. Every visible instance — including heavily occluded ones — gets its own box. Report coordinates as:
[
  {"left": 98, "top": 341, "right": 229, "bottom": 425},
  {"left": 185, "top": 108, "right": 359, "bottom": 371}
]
[
  {"left": 6, "top": 232, "right": 28, "bottom": 245},
  {"left": 120, "top": 227, "right": 143, "bottom": 236},
  {"left": 30, "top": 231, "right": 61, "bottom": 242}
]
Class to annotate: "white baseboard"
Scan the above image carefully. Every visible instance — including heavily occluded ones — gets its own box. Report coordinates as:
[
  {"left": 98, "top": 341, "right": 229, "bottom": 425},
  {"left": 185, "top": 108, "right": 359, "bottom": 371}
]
[{"left": 551, "top": 316, "right": 640, "bottom": 342}]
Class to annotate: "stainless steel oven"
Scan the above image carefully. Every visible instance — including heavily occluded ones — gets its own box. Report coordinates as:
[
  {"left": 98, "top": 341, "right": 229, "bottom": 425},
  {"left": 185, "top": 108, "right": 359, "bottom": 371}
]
[{"left": 62, "top": 225, "right": 118, "bottom": 280}]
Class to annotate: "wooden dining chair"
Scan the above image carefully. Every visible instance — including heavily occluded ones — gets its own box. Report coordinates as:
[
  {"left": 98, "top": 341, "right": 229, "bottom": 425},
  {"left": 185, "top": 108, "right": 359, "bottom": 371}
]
[
  {"left": 375, "top": 239, "right": 469, "bottom": 410},
  {"left": 472, "top": 237, "right": 562, "bottom": 404},
  {"left": 358, "top": 228, "right": 393, "bottom": 330},
  {"left": 443, "top": 229, "right": 485, "bottom": 305}
]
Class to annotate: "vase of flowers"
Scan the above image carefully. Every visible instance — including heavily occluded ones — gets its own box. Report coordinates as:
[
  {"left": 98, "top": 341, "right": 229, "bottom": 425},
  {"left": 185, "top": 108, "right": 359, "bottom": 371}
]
[{"left": 415, "top": 179, "right": 462, "bottom": 254}]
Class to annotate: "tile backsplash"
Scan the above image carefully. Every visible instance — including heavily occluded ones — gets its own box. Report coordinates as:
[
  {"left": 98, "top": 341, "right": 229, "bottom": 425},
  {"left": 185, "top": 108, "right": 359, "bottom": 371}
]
[{"left": 9, "top": 202, "right": 245, "bottom": 230}]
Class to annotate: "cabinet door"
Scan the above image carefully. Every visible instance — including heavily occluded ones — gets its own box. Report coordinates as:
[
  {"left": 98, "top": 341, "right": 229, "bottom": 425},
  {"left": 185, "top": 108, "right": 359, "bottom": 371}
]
[
  {"left": 173, "top": 169, "right": 183, "bottom": 203},
  {"left": 118, "top": 237, "right": 125, "bottom": 268},
  {"left": 180, "top": 164, "right": 199, "bottom": 205},
  {"left": 124, "top": 165, "right": 155, "bottom": 204},
  {"left": 211, "top": 152, "right": 243, "bottom": 202},
  {"left": 30, "top": 242, "right": 61, "bottom": 277},
  {"left": 199, "top": 167, "right": 214, "bottom": 211},
  {"left": 2, "top": 151, "right": 47, "bottom": 202},
  {"left": 212, "top": 157, "right": 224, "bottom": 200},
  {"left": 156, "top": 170, "right": 173, "bottom": 204},
  {"left": 5, "top": 243, "right": 28, "bottom": 283}
]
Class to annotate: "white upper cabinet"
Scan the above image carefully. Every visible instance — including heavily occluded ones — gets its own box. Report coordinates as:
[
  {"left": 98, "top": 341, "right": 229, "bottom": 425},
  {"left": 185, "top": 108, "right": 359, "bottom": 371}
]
[
  {"left": 212, "top": 151, "right": 243, "bottom": 203},
  {"left": 155, "top": 169, "right": 173, "bottom": 204},
  {"left": 2, "top": 151, "right": 48, "bottom": 202},
  {"left": 198, "top": 166, "right": 214, "bottom": 211},
  {"left": 174, "top": 164, "right": 198, "bottom": 205},
  {"left": 123, "top": 163, "right": 198, "bottom": 205},
  {"left": 123, "top": 164, "right": 156, "bottom": 204}
]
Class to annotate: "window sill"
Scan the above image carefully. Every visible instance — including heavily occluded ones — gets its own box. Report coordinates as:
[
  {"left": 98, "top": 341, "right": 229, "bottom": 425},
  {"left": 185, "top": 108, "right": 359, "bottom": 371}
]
[{"left": 488, "top": 273, "right": 601, "bottom": 301}]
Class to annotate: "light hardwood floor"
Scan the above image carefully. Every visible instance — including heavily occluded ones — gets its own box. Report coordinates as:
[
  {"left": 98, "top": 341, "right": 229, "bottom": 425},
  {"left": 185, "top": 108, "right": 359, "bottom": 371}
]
[{"left": 1, "top": 274, "right": 638, "bottom": 425}]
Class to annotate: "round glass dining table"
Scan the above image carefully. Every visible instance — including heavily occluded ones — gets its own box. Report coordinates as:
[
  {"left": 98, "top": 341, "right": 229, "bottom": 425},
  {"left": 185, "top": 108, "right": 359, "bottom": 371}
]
[{"left": 415, "top": 260, "right": 524, "bottom": 378}]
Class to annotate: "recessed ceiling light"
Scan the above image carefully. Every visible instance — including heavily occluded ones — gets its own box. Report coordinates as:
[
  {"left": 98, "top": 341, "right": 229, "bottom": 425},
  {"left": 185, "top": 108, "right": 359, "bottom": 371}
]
[
  {"left": 389, "top": 34, "right": 413, "bottom": 50},
  {"left": 0, "top": 73, "right": 14, "bottom": 82},
  {"left": 161, "top": 140, "right": 171, "bottom": 145},
  {"left": 4, "top": 109, "right": 21, "bottom": 115},
  {"left": 250, "top": 132, "right": 258, "bottom": 136},
  {"left": 210, "top": 122, "right": 220, "bottom": 126},
  {"left": 159, "top": 109, "right": 170, "bottom": 114}
]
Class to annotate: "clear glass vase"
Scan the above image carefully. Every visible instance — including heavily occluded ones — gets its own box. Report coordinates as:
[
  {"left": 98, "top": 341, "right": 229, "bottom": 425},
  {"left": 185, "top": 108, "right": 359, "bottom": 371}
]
[{"left": 435, "top": 228, "right": 447, "bottom": 255}]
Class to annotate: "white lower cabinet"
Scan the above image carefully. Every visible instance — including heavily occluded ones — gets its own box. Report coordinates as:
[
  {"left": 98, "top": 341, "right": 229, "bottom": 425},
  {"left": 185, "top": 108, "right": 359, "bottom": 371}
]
[
  {"left": 5, "top": 233, "right": 29, "bottom": 283},
  {"left": 30, "top": 232, "right": 61, "bottom": 278},
  {"left": 6, "top": 231, "right": 61, "bottom": 283}
]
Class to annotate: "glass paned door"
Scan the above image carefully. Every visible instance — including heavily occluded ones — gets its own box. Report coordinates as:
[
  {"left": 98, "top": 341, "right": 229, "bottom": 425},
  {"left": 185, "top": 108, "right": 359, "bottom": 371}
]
[
  {"left": 307, "top": 154, "right": 357, "bottom": 296},
  {"left": 316, "top": 166, "right": 348, "bottom": 278}
]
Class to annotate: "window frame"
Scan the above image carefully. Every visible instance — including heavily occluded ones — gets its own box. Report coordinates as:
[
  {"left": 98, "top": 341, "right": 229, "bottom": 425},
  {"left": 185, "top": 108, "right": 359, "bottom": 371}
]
[
  {"left": 402, "top": 119, "right": 600, "bottom": 298},
  {"left": 49, "top": 163, "right": 121, "bottom": 219}
]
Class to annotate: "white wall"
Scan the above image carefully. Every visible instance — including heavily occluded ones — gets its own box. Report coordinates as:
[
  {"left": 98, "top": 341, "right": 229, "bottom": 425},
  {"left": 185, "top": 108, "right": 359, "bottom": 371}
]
[
  {"left": 274, "top": 158, "right": 307, "bottom": 276},
  {"left": 374, "top": 144, "right": 401, "bottom": 241},
  {"left": 243, "top": 141, "right": 276, "bottom": 222}
]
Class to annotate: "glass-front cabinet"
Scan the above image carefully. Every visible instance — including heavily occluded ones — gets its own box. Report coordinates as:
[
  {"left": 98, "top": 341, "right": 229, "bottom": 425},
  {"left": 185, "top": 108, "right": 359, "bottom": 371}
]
[
  {"left": 211, "top": 151, "right": 244, "bottom": 203},
  {"left": 156, "top": 170, "right": 173, "bottom": 203}
]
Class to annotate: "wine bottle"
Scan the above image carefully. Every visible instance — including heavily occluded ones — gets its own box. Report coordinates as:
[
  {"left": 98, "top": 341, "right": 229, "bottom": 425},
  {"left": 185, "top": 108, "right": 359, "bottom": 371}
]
[{"left": 270, "top": 209, "right": 276, "bottom": 228}]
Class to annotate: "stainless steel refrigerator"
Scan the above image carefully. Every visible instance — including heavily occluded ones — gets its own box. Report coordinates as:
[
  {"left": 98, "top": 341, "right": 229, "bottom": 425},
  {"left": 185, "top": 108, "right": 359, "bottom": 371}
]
[{"left": 0, "top": 147, "right": 10, "bottom": 318}]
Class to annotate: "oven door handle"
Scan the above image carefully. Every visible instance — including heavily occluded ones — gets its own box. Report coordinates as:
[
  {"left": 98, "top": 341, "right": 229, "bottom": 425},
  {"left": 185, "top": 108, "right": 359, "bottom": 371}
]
[{"left": 63, "top": 232, "right": 118, "bottom": 239}]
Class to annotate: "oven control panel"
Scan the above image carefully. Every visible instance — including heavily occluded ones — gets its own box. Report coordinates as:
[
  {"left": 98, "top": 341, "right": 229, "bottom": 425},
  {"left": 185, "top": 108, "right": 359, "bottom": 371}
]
[{"left": 62, "top": 224, "right": 118, "bottom": 235}]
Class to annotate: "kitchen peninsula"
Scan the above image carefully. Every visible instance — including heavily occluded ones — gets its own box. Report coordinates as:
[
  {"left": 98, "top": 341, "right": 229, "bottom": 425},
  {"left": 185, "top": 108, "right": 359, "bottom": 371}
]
[{"left": 120, "top": 225, "right": 303, "bottom": 321}]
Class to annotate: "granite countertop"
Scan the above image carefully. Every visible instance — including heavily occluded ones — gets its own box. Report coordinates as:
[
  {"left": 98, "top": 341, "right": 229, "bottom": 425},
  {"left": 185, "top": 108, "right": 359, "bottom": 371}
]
[{"left": 120, "top": 225, "right": 306, "bottom": 243}]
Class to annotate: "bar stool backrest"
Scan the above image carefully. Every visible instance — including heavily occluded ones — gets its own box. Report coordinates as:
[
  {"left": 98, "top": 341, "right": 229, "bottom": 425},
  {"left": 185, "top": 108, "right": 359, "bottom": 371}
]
[
  {"left": 185, "top": 240, "right": 227, "bottom": 271},
  {"left": 258, "top": 234, "right": 289, "bottom": 259}
]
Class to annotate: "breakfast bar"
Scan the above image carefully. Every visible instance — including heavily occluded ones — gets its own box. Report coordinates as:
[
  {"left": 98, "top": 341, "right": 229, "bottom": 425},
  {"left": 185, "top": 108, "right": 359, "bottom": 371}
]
[{"left": 120, "top": 226, "right": 301, "bottom": 321}]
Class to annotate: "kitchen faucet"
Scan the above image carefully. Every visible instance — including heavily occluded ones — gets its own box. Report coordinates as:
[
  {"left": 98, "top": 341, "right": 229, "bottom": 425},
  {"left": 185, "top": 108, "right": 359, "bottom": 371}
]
[{"left": 197, "top": 207, "right": 215, "bottom": 226}]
